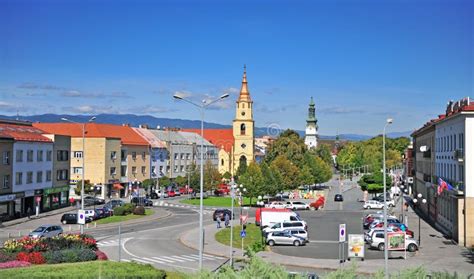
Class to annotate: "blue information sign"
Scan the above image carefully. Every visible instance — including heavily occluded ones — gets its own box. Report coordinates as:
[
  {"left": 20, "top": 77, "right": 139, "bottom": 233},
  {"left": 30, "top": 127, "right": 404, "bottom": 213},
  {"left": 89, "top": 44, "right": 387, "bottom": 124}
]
[{"left": 240, "top": 230, "right": 246, "bottom": 238}]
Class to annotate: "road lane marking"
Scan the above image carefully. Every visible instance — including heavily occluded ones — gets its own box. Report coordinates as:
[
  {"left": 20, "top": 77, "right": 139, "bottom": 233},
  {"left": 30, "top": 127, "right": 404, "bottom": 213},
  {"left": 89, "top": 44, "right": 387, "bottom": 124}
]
[
  {"left": 161, "top": 256, "right": 186, "bottom": 262},
  {"left": 143, "top": 257, "right": 166, "bottom": 264},
  {"left": 132, "top": 258, "right": 155, "bottom": 264},
  {"left": 121, "top": 259, "right": 131, "bottom": 262},
  {"left": 204, "top": 254, "right": 226, "bottom": 260},
  {"left": 152, "top": 256, "right": 176, "bottom": 263},
  {"left": 169, "top": 255, "right": 195, "bottom": 262}
]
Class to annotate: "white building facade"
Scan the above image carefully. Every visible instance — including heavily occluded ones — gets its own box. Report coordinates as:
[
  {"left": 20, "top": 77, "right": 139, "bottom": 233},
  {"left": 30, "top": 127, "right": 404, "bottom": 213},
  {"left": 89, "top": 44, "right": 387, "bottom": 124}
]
[{"left": 304, "top": 97, "right": 318, "bottom": 149}]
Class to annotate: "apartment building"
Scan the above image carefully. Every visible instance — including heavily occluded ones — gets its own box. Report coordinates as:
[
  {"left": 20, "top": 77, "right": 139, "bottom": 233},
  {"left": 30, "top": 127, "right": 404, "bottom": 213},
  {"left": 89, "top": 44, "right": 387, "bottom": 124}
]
[
  {"left": 42, "top": 134, "right": 71, "bottom": 211},
  {"left": 132, "top": 127, "right": 168, "bottom": 184},
  {"left": 34, "top": 123, "right": 150, "bottom": 198},
  {"left": 0, "top": 120, "right": 54, "bottom": 217},
  {"left": 0, "top": 136, "right": 14, "bottom": 219},
  {"left": 412, "top": 97, "right": 474, "bottom": 247}
]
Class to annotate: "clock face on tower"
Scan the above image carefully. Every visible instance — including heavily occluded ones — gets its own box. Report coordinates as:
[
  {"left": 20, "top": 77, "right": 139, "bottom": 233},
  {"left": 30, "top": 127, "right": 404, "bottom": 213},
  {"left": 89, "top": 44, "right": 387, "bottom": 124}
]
[
  {"left": 241, "top": 111, "right": 246, "bottom": 116},
  {"left": 241, "top": 143, "right": 246, "bottom": 149}
]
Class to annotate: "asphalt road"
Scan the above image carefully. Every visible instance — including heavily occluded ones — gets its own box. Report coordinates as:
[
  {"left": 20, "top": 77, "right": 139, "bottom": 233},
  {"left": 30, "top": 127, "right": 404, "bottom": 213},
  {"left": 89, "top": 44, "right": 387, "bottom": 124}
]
[{"left": 96, "top": 206, "right": 227, "bottom": 273}]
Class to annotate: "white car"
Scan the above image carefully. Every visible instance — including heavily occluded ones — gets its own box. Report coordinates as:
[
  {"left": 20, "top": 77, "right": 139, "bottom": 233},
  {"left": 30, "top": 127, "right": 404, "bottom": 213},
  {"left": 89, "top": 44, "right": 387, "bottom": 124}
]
[
  {"left": 363, "top": 200, "right": 385, "bottom": 209},
  {"left": 266, "top": 201, "right": 286, "bottom": 209},
  {"left": 84, "top": 209, "right": 96, "bottom": 219},
  {"left": 284, "top": 229, "right": 308, "bottom": 241},
  {"left": 266, "top": 231, "right": 308, "bottom": 246},
  {"left": 369, "top": 231, "right": 418, "bottom": 252},
  {"left": 286, "top": 201, "right": 310, "bottom": 210}
]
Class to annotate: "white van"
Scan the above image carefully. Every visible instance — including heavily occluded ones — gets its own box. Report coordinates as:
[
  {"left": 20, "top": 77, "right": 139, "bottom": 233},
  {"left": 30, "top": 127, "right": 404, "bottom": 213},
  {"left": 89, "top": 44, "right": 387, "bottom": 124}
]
[
  {"left": 263, "top": 220, "right": 308, "bottom": 234},
  {"left": 84, "top": 209, "right": 96, "bottom": 219},
  {"left": 260, "top": 209, "right": 302, "bottom": 228}
]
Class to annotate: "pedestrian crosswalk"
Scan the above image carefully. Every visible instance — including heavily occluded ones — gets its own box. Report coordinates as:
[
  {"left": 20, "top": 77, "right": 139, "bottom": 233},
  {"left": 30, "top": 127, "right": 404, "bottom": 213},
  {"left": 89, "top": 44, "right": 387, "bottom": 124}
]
[
  {"left": 97, "top": 238, "right": 131, "bottom": 247},
  {"left": 119, "top": 253, "right": 226, "bottom": 265}
]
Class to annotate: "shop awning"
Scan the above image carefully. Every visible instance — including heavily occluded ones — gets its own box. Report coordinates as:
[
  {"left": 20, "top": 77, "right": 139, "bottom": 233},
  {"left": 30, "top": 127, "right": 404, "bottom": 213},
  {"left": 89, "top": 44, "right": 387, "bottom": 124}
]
[{"left": 113, "top": 183, "right": 124, "bottom": 190}]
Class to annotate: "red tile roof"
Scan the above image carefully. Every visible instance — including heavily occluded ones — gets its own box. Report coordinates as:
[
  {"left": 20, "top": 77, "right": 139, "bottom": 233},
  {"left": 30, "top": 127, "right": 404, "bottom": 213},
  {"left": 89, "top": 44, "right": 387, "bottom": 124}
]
[
  {"left": 0, "top": 123, "right": 52, "bottom": 142},
  {"left": 33, "top": 123, "right": 149, "bottom": 146},
  {"left": 182, "top": 129, "right": 234, "bottom": 153}
]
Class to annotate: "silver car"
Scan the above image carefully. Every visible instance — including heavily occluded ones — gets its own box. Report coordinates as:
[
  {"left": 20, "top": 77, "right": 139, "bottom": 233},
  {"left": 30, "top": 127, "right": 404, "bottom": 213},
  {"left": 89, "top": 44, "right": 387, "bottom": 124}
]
[
  {"left": 266, "top": 230, "right": 308, "bottom": 246},
  {"left": 29, "top": 225, "right": 63, "bottom": 239}
]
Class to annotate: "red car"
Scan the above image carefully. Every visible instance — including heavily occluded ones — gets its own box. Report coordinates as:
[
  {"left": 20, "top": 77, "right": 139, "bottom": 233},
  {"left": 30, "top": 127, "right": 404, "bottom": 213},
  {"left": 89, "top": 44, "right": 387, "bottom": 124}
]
[{"left": 167, "top": 190, "right": 176, "bottom": 197}]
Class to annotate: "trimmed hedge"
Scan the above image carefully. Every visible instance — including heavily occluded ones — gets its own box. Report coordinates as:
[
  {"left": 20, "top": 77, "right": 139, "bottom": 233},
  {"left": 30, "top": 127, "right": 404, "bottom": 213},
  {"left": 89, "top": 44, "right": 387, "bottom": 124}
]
[
  {"left": 133, "top": 206, "right": 146, "bottom": 215},
  {"left": 43, "top": 248, "right": 97, "bottom": 264}
]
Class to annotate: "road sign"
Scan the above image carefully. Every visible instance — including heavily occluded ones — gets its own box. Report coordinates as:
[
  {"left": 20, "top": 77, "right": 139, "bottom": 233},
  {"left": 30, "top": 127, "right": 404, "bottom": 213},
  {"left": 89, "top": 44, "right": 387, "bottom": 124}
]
[
  {"left": 77, "top": 209, "right": 86, "bottom": 225},
  {"left": 240, "top": 230, "right": 246, "bottom": 238},
  {"left": 339, "top": 224, "right": 346, "bottom": 242}
]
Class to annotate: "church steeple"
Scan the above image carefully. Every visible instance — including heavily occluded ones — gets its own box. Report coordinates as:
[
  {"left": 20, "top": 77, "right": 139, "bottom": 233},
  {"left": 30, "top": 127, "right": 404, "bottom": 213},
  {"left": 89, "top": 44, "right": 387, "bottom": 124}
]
[
  {"left": 305, "top": 97, "right": 318, "bottom": 149},
  {"left": 238, "top": 65, "right": 251, "bottom": 102}
]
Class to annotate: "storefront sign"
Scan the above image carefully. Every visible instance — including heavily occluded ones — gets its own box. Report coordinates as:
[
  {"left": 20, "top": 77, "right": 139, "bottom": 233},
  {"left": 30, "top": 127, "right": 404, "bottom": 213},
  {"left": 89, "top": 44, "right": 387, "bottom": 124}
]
[
  {"left": 387, "top": 232, "right": 406, "bottom": 251},
  {"left": 43, "top": 186, "right": 70, "bottom": 196},
  {"left": 348, "top": 234, "right": 365, "bottom": 258},
  {"left": 15, "top": 192, "right": 25, "bottom": 199},
  {"left": 34, "top": 189, "right": 43, "bottom": 195},
  {"left": 24, "top": 190, "right": 35, "bottom": 197},
  {"left": 0, "top": 194, "right": 16, "bottom": 202}
]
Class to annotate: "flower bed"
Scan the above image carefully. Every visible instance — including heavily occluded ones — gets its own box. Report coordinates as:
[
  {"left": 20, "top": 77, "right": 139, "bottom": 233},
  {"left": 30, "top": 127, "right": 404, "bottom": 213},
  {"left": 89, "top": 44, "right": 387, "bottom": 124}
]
[{"left": 0, "top": 234, "right": 103, "bottom": 269}]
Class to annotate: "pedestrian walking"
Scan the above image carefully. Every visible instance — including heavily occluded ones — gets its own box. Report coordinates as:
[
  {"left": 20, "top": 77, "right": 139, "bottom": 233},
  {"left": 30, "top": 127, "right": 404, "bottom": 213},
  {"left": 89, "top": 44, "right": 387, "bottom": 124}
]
[
  {"left": 224, "top": 213, "right": 230, "bottom": 228},
  {"left": 27, "top": 207, "right": 32, "bottom": 219},
  {"left": 216, "top": 218, "right": 221, "bottom": 229}
]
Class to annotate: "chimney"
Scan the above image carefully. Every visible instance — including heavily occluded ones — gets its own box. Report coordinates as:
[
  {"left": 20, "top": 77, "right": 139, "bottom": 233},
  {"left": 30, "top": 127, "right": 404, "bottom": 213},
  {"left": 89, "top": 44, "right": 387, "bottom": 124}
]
[
  {"left": 122, "top": 123, "right": 130, "bottom": 127},
  {"left": 139, "top": 124, "right": 149, "bottom": 129}
]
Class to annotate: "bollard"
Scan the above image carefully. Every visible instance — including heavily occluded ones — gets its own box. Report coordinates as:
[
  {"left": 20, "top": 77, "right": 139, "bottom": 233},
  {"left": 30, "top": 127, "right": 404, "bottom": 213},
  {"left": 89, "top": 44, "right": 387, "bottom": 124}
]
[
  {"left": 7, "top": 232, "right": 10, "bottom": 238},
  {"left": 86, "top": 223, "right": 89, "bottom": 229},
  {"left": 94, "top": 222, "right": 97, "bottom": 228},
  {"left": 69, "top": 225, "right": 71, "bottom": 232},
  {"left": 18, "top": 231, "right": 21, "bottom": 237}
]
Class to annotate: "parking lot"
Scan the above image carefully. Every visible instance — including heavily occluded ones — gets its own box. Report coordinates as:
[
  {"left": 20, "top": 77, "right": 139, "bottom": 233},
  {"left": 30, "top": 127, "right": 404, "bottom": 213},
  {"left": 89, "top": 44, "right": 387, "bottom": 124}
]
[{"left": 270, "top": 183, "right": 389, "bottom": 260}]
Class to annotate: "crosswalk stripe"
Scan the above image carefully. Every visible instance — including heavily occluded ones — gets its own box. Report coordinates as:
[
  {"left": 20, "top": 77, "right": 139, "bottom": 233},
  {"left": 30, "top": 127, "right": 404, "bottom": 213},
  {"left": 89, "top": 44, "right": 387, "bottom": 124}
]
[
  {"left": 180, "top": 255, "right": 200, "bottom": 260},
  {"left": 143, "top": 257, "right": 166, "bottom": 264},
  {"left": 161, "top": 256, "right": 186, "bottom": 262},
  {"left": 184, "top": 254, "right": 199, "bottom": 259},
  {"left": 121, "top": 259, "right": 131, "bottom": 262},
  {"left": 152, "top": 256, "right": 176, "bottom": 263},
  {"left": 202, "top": 255, "right": 219, "bottom": 260},
  {"left": 133, "top": 258, "right": 154, "bottom": 264},
  {"left": 168, "top": 255, "right": 195, "bottom": 262},
  {"left": 204, "top": 254, "right": 226, "bottom": 260}
]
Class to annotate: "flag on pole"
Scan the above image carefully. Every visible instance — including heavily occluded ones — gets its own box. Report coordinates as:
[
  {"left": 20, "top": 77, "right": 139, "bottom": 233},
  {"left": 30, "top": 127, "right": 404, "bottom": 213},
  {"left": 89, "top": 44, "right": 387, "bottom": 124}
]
[{"left": 437, "top": 178, "right": 454, "bottom": 195}]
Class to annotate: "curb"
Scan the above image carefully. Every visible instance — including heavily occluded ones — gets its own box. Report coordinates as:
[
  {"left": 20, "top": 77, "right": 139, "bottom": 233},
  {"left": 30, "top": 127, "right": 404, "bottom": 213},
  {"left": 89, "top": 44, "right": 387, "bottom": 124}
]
[{"left": 88, "top": 208, "right": 172, "bottom": 231}]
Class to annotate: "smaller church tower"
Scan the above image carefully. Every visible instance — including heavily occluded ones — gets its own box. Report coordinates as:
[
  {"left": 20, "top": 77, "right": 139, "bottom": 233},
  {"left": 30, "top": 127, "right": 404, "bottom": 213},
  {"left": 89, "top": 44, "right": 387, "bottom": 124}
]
[{"left": 304, "top": 97, "right": 318, "bottom": 149}]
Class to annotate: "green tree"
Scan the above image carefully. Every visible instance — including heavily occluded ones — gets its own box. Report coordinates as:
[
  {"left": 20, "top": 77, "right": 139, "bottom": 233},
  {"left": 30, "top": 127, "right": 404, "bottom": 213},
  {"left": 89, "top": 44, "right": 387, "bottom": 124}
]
[
  {"left": 238, "top": 162, "right": 264, "bottom": 205},
  {"left": 204, "top": 160, "right": 222, "bottom": 192},
  {"left": 236, "top": 159, "right": 247, "bottom": 179},
  {"left": 174, "top": 175, "right": 187, "bottom": 186},
  {"left": 265, "top": 129, "right": 307, "bottom": 168},
  {"left": 158, "top": 176, "right": 171, "bottom": 188},
  {"left": 260, "top": 162, "right": 283, "bottom": 196},
  {"left": 298, "top": 165, "right": 314, "bottom": 186},
  {"left": 75, "top": 180, "right": 94, "bottom": 195},
  {"left": 270, "top": 155, "right": 300, "bottom": 190},
  {"left": 304, "top": 153, "right": 332, "bottom": 184},
  {"left": 141, "top": 179, "right": 155, "bottom": 190},
  {"left": 358, "top": 172, "right": 392, "bottom": 193},
  {"left": 312, "top": 144, "right": 333, "bottom": 166},
  {"left": 222, "top": 171, "right": 232, "bottom": 180}
]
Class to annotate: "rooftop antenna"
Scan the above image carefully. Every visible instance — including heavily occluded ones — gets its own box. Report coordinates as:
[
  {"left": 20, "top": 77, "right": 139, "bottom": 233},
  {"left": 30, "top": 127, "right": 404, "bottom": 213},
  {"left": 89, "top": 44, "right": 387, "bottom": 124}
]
[{"left": 16, "top": 109, "right": 19, "bottom": 121}]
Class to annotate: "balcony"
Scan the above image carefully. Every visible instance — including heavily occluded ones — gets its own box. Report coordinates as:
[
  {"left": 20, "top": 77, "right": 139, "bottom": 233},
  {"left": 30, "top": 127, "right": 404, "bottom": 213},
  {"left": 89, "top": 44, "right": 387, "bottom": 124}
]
[{"left": 454, "top": 149, "right": 464, "bottom": 162}]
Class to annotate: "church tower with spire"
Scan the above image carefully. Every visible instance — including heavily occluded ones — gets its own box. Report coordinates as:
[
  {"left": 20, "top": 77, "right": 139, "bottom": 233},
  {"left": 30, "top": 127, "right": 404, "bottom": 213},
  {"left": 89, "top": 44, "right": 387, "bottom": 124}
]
[
  {"left": 233, "top": 65, "right": 255, "bottom": 173},
  {"left": 304, "top": 97, "right": 318, "bottom": 149}
]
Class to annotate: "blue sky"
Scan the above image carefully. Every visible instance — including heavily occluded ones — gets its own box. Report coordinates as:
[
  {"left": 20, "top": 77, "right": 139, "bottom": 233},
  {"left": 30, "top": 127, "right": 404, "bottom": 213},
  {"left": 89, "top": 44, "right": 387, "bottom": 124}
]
[{"left": 0, "top": 0, "right": 472, "bottom": 135}]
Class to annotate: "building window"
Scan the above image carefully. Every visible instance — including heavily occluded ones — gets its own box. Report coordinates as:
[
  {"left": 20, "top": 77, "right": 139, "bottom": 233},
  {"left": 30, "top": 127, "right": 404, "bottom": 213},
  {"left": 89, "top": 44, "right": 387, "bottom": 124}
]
[
  {"left": 73, "top": 151, "right": 83, "bottom": 158},
  {"left": 181, "top": 153, "right": 184, "bottom": 160},
  {"left": 174, "top": 153, "right": 178, "bottom": 160},
  {"left": 132, "top": 166, "right": 137, "bottom": 174},
  {"left": 111, "top": 151, "right": 117, "bottom": 160},
  {"left": 221, "top": 159, "right": 224, "bottom": 166},
  {"left": 142, "top": 152, "right": 146, "bottom": 160},
  {"left": 174, "top": 165, "right": 178, "bottom": 172},
  {"left": 16, "top": 150, "right": 23, "bottom": 162},
  {"left": 2, "top": 151, "right": 10, "bottom": 165},
  {"left": 121, "top": 150, "right": 127, "bottom": 161},
  {"left": 15, "top": 172, "right": 22, "bottom": 185},
  {"left": 46, "top": 150, "right": 52, "bottom": 161},
  {"left": 26, "top": 172, "right": 33, "bottom": 184},
  {"left": 37, "top": 150, "right": 43, "bottom": 162},
  {"left": 121, "top": 166, "right": 127, "bottom": 176},
  {"left": 56, "top": 170, "right": 68, "bottom": 181},
  {"left": 27, "top": 150, "right": 33, "bottom": 162},
  {"left": 132, "top": 152, "right": 137, "bottom": 160},
  {"left": 37, "top": 171, "right": 43, "bottom": 183},
  {"left": 151, "top": 166, "right": 156, "bottom": 175},
  {"left": 46, "top": 170, "right": 52, "bottom": 182},
  {"left": 3, "top": 175, "right": 10, "bottom": 189},
  {"left": 110, "top": 167, "right": 116, "bottom": 176},
  {"left": 73, "top": 167, "right": 83, "bottom": 174},
  {"left": 159, "top": 166, "right": 164, "bottom": 173},
  {"left": 141, "top": 166, "right": 146, "bottom": 174},
  {"left": 240, "top": 123, "right": 246, "bottom": 135},
  {"left": 57, "top": 150, "right": 68, "bottom": 161},
  {"left": 454, "top": 134, "right": 457, "bottom": 150}
]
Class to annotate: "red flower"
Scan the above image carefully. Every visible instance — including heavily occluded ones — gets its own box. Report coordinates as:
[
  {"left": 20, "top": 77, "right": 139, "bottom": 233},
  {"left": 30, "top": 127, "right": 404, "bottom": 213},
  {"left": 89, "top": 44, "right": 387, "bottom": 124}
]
[
  {"left": 95, "top": 250, "right": 108, "bottom": 260},
  {"left": 16, "top": 252, "right": 45, "bottom": 265}
]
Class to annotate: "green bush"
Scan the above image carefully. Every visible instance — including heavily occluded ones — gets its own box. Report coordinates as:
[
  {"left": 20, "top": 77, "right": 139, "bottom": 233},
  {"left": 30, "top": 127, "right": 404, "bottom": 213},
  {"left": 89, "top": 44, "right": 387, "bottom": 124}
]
[
  {"left": 113, "top": 206, "right": 126, "bottom": 216},
  {"left": 0, "top": 250, "right": 17, "bottom": 263},
  {"left": 133, "top": 206, "right": 145, "bottom": 215},
  {"left": 43, "top": 248, "right": 97, "bottom": 264},
  {"left": 123, "top": 203, "right": 135, "bottom": 214}
]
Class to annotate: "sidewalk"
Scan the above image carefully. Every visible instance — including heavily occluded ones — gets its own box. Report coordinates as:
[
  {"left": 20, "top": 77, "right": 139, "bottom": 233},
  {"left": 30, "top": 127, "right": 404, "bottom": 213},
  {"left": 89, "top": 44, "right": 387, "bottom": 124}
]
[
  {"left": 0, "top": 205, "right": 76, "bottom": 228},
  {"left": 180, "top": 215, "right": 473, "bottom": 276}
]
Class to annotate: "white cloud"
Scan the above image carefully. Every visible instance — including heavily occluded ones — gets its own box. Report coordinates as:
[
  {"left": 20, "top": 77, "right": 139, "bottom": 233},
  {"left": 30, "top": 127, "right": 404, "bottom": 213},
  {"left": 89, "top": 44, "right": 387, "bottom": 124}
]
[
  {"left": 0, "top": 101, "right": 18, "bottom": 112},
  {"left": 62, "top": 105, "right": 118, "bottom": 114},
  {"left": 128, "top": 105, "right": 177, "bottom": 114}
]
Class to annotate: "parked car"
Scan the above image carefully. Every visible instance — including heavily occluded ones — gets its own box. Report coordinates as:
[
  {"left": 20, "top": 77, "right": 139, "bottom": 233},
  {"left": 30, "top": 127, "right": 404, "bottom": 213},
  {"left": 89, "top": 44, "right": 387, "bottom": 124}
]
[
  {"left": 255, "top": 208, "right": 302, "bottom": 227},
  {"left": 212, "top": 209, "right": 234, "bottom": 221},
  {"left": 369, "top": 231, "right": 418, "bottom": 252},
  {"left": 276, "top": 192, "right": 290, "bottom": 199},
  {"left": 131, "top": 197, "right": 153, "bottom": 206},
  {"left": 285, "top": 201, "right": 310, "bottom": 210},
  {"left": 83, "top": 196, "right": 105, "bottom": 206},
  {"left": 284, "top": 229, "right": 308, "bottom": 241},
  {"left": 173, "top": 189, "right": 181, "bottom": 196},
  {"left": 263, "top": 220, "right": 308, "bottom": 234},
  {"left": 157, "top": 191, "right": 169, "bottom": 198},
  {"left": 94, "top": 208, "right": 107, "bottom": 219},
  {"left": 363, "top": 200, "right": 385, "bottom": 210},
  {"left": 371, "top": 196, "right": 395, "bottom": 207},
  {"left": 84, "top": 209, "right": 96, "bottom": 220},
  {"left": 60, "top": 213, "right": 92, "bottom": 224},
  {"left": 29, "top": 225, "right": 63, "bottom": 239},
  {"left": 266, "top": 201, "right": 287, "bottom": 209},
  {"left": 370, "top": 218, "right": 402, "bottom": 229},
  {"left": 334, "top": 194, "right": 344, "bottom": 202},
  {"left": 99, "top": 207, "right": 114, "bottom": 217},
  {"left": 167, "top": 190, "right": 176, "bottom": 197},
  {"left": 266, "top": 230, "right": 308, "bottom": 246},
  {"left": 105, "top": 199, "right": 124, "bottom": 209},
  {"left": 148, "top": 192, "right": 159, "bottom": 199}
]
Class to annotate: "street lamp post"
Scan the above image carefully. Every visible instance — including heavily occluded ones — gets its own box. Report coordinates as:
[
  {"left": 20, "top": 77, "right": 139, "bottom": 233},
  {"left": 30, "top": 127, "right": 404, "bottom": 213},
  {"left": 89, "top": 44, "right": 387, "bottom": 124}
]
[
  {"left": 173, "top": 93, "right": 229, "bottom": 269},
  {"left": 382, "top": 118, "right": 392, "bottom": 279},
  {"left": 257, "top": 195, "right": 264, "bottom": 245},
  {"left": 229, "top": 178, "right": 237, "bottom": 267},
  {"left": 62, "top": 116, "right": 96, "bottom": 234},
  {"left": 413, "top": 193, "right": 427, "bottom": 247}
]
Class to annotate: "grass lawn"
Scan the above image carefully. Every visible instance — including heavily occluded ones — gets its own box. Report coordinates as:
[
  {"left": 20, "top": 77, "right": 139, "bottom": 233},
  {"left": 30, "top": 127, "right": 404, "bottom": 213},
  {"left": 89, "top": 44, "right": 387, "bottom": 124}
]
[
  {"left": 215, "top": 224, "right": 263, "bottom": 250},
  {"left": 180, "top": 196, "right": 255, "bottom": 207},
  {"left": 0, "top": 261, "right": 167, "bottom": 278},
  {"left": 94, "top": 209, "right": 154, "bottom": 225}
]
